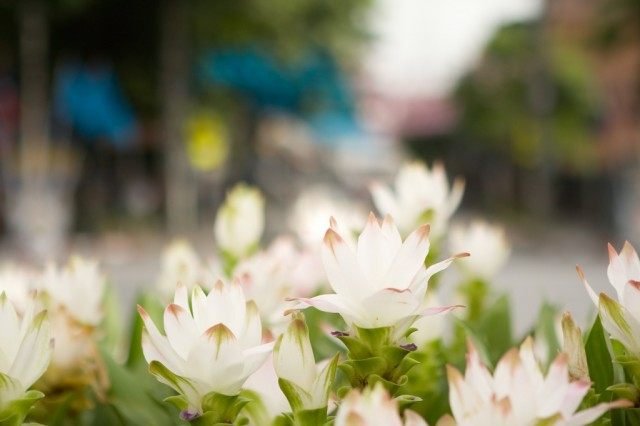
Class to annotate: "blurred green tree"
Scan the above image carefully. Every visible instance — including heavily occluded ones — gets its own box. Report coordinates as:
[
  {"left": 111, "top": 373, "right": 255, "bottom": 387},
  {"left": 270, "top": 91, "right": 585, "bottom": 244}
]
[{"left": 454, "top": 21, "right": 601, "bottom": 174}]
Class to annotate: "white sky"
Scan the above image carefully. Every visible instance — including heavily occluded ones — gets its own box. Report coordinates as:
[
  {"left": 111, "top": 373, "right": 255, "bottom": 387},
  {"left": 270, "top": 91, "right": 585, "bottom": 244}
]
[{"left": 365, "top": 0, "right": 543, "bottom": 98}]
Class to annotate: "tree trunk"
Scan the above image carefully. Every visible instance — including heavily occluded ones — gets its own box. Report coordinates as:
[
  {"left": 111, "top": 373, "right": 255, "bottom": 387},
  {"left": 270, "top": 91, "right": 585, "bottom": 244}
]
[
  {"left": 161, "top": 0, "right": 197, "bottom": 233},
  {"left": 19, "top": 0, "right": 49, "bottom": 179}
]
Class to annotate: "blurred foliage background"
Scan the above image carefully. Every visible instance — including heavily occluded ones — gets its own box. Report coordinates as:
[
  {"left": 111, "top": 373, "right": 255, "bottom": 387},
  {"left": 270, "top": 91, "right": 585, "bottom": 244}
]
[{"left": 0, "top": 0, "right": 638, "bottom": 259}]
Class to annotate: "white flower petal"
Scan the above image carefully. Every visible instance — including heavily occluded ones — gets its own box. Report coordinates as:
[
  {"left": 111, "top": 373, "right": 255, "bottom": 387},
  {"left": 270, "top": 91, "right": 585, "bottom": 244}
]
[
  {"left": 360, "top": 288, "right": 421, "bottom": 328},
  {"left": 598, "top": 293, "right": 640, "bottom": 354},
  {"left": 607, "top": 242, "right": 640, "bottom": 301},
  {"left": 173, "top": 282, "right": 190, "bottom": 310},
  {"left": 357, "top": 214, "right": 397, "bottom": 289},
  {"left": 164, "top": 304, "right": 199, "bottom": 359},
  {"left": 565, "top": 400, "right": 632, "bottom": 426},
  {"left": 273, "top": 316, "right": 315, "bottom": 391},
  {"left": 138, "top": 306, "right": 185, "bottom": 373},
  {"left": 0, "top": 294, "right": 20, "bottom": 368},
  {"left": 8, "top": 311, "right": 52, "bottom": 389},
  {"left": 322, "top": 229, "right": 369, "bottom": 299},
  {"left": 186, "top": 324, "right": 245, "bottom": 395},
  {"left": 383, "top": 224, "right": 431, "bottom": 290}
]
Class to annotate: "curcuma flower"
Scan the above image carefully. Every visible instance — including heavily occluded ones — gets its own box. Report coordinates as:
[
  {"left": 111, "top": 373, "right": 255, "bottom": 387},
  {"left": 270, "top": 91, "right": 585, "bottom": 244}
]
[
  {"left": 289, "top": 186, "right": 367, "bottom": 249},
  {"left": 578, "top": 241, "right": 640, "bottom": 356},
  {"left": 293, "top": 214, "right": 463, "bottom": 332},
  {"left": 449, "top": 221, "right": 510, "bottom": 281},
  {"left": 273, "top": 313, "right": 338, "bottom": 415},
  {"left": 41, "top": 256, "right": 106, "bottom": 327},
  {"left": 440, "top": 338, "right": 629, "bottom": 426},
  {"left": 156, "top": 240, "right": 213, "bottom": 299},
  {"left": 235, "top": 237, "right": 320, "bottom": 333},
  {"left": 37, "top": 257, "right": 107, "bottom": 383},
  {"left": 138, "top": 280, "right": 274, "bottom": 420},
  {"left": 370, "top": 161, "right": 464, "bottom": 240},
  {"left": 0, "top": 293, "right": 53, "bottom": 423},
  {"left": 214, "top": 184, "right": 265, "bottom": 260},
  {"left": 0, "top": 264, "right": 36, "bottom": 315},
  {"left": 335, "top": 383, "right": 427, "bottom": 426}
]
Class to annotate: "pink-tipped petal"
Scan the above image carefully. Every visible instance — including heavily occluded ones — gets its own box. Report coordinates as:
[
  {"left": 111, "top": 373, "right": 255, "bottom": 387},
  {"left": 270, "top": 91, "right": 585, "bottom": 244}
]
[
  {"left": 420, "top": 304, "right": 464, "bottom": 316},
  {"left": 138, "top": 306, "right": 184, "bottom": 373},
  {"left": 173, "top": 282, "right": 189, "bottom": 310},
  {"left": 576, "top": 266, "right": 598, "bottom": 306},
  {"left": 322, "top": 228, "right": 368, "bottom": 299},
  {"left": 565, "top": 399, "right": 633, "bottom": 426},
  {"left": 164, "top": 304, "right": 199, "bottom": 359},
  {"left": 384, "top": 224, "right": 431, "bottom": 290}
]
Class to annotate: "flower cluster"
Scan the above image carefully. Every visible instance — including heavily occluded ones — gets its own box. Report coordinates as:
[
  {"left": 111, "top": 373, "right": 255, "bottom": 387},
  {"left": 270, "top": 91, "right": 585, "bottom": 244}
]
[
  {"left": 139, "top": 280, "right": 273, "bottom": 420},
  {"left": 293, "top": 213, "right": 464, "bottom": 332},
  {"left": 443, "top": 338, "right": 629, "bottom": 425},
  {"left": 0, "top": 162, "right": 635, "bottom": 426}
]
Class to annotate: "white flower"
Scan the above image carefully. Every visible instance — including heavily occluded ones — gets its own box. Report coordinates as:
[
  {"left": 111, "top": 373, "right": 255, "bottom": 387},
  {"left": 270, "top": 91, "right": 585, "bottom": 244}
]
[
  {"left": 0, "top": 293, "right": 52, "bottom": 412},
  {"left": 578, "top": 241, "right": 640, "bottom": 356},
  {"left": 371, "top": 161, "right": 464, "bottom": 240},
  {"left": 156, "top": 240, "right": 213, "bottom": 298},
  {"left": 234, "top": 237, "right": 321, "bottom": 331},
  {"left": 0, "top": 264, "right": 36, "bottom": 314},
  {"left": 214, "top": 184, "right": 265, "bottom": 258},
  {"left": 294, "top": 214, "right": 463, "bottom": 330},
  {"left": 40, "top": 256, "right": 106, "bottom": 326},
  {"left": 138, "top": 280, "right": 274, "bottom": 416},
  {"left": 273, "top": 313, "right": 338, "bottom": 411},
  {"left": 46, "top": 312, "right": 96, "bottom": 373},
  {"left": 449, "top": 221, "right": 510, "bottom": 281},
  {"left": 290, "top": 186, "right": 367, "bottom": 249},
  {"left": 335, "top": 383, "right": 427, "bottom": 426},
  {"left": 37, "top": 257, "right": 105, "bottom": 385},
  {"left": 442, "top": 338, "right": 629, "bottom": 426}
]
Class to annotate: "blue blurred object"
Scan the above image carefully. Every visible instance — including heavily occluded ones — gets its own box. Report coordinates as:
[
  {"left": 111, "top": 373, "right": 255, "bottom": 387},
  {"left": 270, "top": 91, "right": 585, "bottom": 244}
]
[
  {"left": 54, "top": 61, "right": 137, "bottom": 149},
  {"left": 198, "top": 47, "right": 363, "bottom": 142}
]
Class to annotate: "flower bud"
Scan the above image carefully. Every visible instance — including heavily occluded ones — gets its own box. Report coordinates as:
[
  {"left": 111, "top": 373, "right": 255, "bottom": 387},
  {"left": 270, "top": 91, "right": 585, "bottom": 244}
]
[{"left": 214, "top": 184, "right": 264, "bottom": 259}]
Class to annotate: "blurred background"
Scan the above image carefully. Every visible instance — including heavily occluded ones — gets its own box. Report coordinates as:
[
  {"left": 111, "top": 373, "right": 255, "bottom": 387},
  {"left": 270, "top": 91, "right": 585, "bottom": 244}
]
[{"left": 0, "top": 0, "right": 638, "bottom": 330}]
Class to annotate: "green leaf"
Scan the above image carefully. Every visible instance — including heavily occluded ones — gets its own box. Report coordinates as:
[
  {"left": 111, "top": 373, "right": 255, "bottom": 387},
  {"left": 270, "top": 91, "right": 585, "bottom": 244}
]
[
  {"left": 458, "top": 279, "right": 489, "bottom": 322},
  {"left": 452, "top": 320, "right": 493, "bottom": 368},
  {"left": 237, "top": 389, "right": 271, "bottom": 426},
  {"left": 0, "top": 383, "right": 44, "bottom": 426},
  {"left": 100, "top": 283, "right": 125, "bottom": 359},
  {"left": 607, "top": 383, "right": 640, "bottom": 404},
  {"left": 336, "top": 336, "right": 371, "bottom": 360},
  {"left": 273, "top": 413, "right": 295, "bottom": 426},
  {"left": 340, "top": 356, "right": 388, "bottom": 386},
  {"left": 126, "top": 292, "right": 165, "bottom": 369},
  {"left": 354, "top": 327, "right": 391, "bottom": 353},
  {"left": 623, "top": 408, "right": 640, "bottom": 425},
  {"left": 278, "top": 378, "right": 311, "bottom": 413},
  {"left": 586, "top": 316, "right": 616, "bottom": 394},
  {"left": 101, "top": 348, "right": 177, "bottom": 425},
  {"left": 402, "top": 341, "right": 452, "bottom": 424},
  {"left": 533, "top": 302, "right": 561, "bottom": 367},
  {"left": 148, "top": 360, "right": 202, "bottom": 417},
  {"left": 293, "top": 407, "right": 327, "bottom": 426},
  {"left": 394, "top": 394, "right": 422, "bottom": 410},
  {"left": 381, "top": 345, "right": 411, "bottom": 367},
  {"left": 474, "top": 294, "right": 513, "bottom": 364},
  {"left": 199, "top": 392, "right": 249, "bottom": 425}
]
